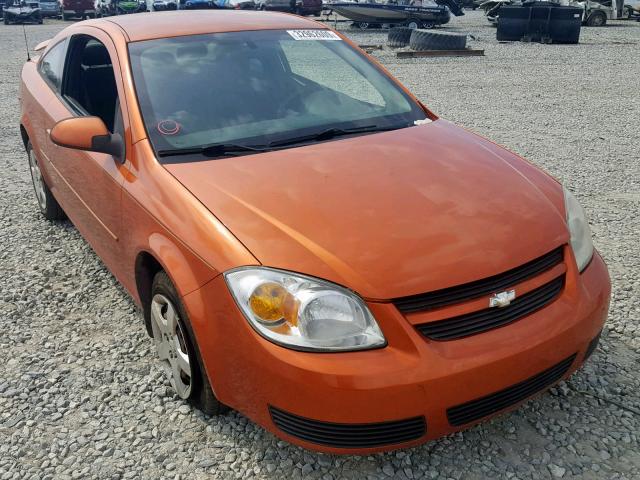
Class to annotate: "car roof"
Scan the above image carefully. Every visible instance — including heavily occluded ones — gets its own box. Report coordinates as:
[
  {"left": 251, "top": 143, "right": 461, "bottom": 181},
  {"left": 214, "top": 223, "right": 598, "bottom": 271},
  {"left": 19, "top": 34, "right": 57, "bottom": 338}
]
[{"left": 100, "top": 10, "right": 327, "bottom": 42}]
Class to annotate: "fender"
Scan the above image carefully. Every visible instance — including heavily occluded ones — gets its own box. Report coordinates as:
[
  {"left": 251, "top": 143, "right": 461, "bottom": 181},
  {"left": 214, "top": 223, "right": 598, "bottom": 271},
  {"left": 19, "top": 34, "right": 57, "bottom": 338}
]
[
  {"left": 131, "top": 230, "right": 219, "bottom": 338},
  {"left": 145, "top": 231, "right": 217, "bottom": 298}
]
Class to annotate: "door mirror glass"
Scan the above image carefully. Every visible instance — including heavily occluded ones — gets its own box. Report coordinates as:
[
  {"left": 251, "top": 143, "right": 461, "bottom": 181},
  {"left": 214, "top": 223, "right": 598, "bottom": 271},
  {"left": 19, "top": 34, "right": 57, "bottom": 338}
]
[{"left": 50, "top": 116, "right": 123, "bottom": 159}]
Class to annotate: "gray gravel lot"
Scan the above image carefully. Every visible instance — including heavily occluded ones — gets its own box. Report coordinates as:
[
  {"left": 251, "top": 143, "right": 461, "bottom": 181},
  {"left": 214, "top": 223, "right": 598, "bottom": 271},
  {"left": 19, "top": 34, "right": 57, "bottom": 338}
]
[{"left": 1, "top": 11, "right": 639, "bottom": 480}]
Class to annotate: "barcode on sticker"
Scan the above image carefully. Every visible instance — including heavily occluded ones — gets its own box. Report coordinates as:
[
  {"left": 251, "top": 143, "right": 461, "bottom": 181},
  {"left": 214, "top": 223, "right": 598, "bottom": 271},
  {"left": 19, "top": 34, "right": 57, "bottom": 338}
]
[{"left": 287, "top": 30, "right": 342, "bottom": 41}]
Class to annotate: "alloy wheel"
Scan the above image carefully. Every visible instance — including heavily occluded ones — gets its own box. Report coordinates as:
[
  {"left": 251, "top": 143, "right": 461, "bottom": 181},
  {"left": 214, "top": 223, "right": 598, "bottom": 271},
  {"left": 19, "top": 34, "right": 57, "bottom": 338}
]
[
  {"left": 28, "top": 149, "right": 47, "bottom": 211},
  {"left": 151, "top": 294, "right": 193, "bottom": 399}
]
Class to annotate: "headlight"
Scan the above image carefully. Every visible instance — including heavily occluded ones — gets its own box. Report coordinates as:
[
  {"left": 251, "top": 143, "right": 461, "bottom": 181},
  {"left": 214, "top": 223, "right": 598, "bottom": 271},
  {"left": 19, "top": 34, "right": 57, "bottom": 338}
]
[
  {"left": 224, "top": 267, "right": 386, "bottom": 352},
  {"left": 563, "top": 186, "right": 594, "bottom": 272}
]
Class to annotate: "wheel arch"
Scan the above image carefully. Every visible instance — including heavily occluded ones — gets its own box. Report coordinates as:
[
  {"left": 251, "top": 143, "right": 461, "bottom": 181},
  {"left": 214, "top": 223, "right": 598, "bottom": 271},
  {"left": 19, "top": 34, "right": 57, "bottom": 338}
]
[
  {"left": 19, "top": 124, "right": 30, "bottom": 150},
  {"left": 133, "top": 232, "right": 220, "bottom": 336},
  {"left": 135, "top": 250, "right": 164, "bottom": 336}
]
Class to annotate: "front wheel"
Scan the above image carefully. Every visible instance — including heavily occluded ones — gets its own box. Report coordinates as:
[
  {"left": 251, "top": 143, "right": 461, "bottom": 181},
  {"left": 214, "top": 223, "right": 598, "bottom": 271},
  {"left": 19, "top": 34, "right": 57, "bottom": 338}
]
[
  {"left": 27, "top": 142, "right": 65, "bottom": 221},
  {"left": 150, "top": 271, "right": 228, "bottom": 415},
  {"left": 586, "top": 11, "right": 606, "bottom": 26}
]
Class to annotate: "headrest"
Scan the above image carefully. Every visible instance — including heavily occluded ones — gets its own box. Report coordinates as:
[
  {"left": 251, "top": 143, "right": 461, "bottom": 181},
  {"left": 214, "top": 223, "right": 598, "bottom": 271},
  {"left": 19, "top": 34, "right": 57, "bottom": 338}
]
[
  {"left": 176, "top": 43, "right": 208, "bottom": 60},
  {"left": 144, "top": 51, "right": 177, "bottom": 66},
  {"left": 82, "top": 43, "right": 111, "bottom": 67}
]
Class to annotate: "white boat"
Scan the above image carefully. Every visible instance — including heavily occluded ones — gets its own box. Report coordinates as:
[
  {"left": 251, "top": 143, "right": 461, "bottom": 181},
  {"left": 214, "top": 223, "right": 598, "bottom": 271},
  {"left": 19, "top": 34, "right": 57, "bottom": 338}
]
[{"left": 329, "top": 0, "right": 464, "bottom": 29}]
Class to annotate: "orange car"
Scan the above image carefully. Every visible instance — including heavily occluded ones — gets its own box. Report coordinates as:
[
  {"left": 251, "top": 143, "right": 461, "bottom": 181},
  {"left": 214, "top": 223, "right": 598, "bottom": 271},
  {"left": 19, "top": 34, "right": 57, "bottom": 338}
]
[{"left": 20, "top": 11, "right": 610, "bottom": 454}]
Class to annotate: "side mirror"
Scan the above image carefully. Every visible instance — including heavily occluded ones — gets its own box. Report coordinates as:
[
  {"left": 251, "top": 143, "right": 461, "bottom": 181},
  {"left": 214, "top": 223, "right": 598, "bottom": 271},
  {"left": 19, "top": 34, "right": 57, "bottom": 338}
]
[{"left": 50, "top": 116, "right": 123, "bottom": 161}]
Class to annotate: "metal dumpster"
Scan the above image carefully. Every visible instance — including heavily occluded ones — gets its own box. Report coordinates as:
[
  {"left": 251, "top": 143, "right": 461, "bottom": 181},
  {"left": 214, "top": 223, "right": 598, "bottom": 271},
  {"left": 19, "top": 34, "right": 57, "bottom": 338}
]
[{"left": 497, "top": 1, "right": 583, "bottom": 44}]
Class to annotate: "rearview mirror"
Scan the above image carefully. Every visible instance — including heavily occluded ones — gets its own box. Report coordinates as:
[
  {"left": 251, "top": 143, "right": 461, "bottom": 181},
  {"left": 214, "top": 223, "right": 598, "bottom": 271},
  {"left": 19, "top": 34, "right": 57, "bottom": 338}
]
[{"left": 50, "top": 116, "right": 123, "bottom": 160}]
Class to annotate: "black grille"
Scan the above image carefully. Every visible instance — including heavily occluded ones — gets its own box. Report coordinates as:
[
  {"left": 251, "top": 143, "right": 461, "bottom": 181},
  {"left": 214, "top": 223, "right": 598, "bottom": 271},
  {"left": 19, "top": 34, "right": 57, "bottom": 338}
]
[
  {"left": 584, "top": 331, "right": 601, "bottom": 361},
  {"left": 447, "top": 354, "right": 576, "bottom": 426},
  {"left": 269, "top": 406, "right": 426, "bottom": 449},
  {"left": 393, "top": 247, "right": 564, "bottom": 313},
  {"left": 416, "top": 276, "right": 564, "bottom": 341}
]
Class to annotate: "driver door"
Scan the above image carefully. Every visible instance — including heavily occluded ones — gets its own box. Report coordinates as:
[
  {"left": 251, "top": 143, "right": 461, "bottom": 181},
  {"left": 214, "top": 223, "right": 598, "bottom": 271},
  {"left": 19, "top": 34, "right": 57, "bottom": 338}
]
[{"left": 44, "top": 28, "right": 132, "bottom": 278}]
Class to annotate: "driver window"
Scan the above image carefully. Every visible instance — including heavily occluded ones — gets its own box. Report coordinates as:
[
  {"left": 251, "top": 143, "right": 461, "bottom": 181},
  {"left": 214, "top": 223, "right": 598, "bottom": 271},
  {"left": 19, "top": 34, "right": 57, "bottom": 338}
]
[
  {"left": 39, "top": 40, "right": 67, "bottom": 92},
  {"left": 62, "top": 36, "right": 123, "bottom": 135}
]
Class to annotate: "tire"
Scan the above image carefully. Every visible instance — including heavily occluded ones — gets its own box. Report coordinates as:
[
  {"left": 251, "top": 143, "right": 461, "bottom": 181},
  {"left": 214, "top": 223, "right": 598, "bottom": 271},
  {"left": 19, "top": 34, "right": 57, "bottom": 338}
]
[
  {"left": 388, "top": 26, "right": 413, "bottom": 47},
  {"left": 26, "top": 142, "right": 65, "bottom": 221},
  {"left": 150, "top": 271, "right": 228, "bottom": 416},
  {"left": 62, "top": 11, "right": 68, "bottom": 20},
  {"left": 406, "top": 18, "right": 420, "bottom": 29},
  {"left": 586, "top": 11, "right": 606, "bottom": 26},
  {"left": 409, "top": 29, "right": 467, "bottom": 51},
  {"left": 4, "top": 17, "right": 8, "bottom": 25}
]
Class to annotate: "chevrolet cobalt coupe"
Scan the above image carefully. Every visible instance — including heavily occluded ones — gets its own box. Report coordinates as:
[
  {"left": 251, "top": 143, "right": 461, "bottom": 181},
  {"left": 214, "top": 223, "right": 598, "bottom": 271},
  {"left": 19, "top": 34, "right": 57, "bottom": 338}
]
[{"left": 20, "top": 11, "right": 610, "bottom": 453}]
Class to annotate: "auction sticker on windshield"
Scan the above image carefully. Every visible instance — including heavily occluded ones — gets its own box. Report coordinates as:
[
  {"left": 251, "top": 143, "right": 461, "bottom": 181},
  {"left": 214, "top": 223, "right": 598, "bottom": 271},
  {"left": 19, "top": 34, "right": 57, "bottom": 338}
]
[{"left": 287, "top": 30, "right": 342, "bottom": 41}]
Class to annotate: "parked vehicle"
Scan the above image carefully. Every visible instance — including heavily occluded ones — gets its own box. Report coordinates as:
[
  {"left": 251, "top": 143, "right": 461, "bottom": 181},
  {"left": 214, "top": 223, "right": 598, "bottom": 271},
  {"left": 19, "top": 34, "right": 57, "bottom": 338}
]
[
  {"left": 256, "top": 0, "right": 291, "bottom": 11},
  {"left": 184, "top": 0, "right": 217, "bottom": 7},
  {"left": 95, "top": 0, "right": 146, "bottom": 16},
  {"left": 21, "top": 10, "right": 610, "bottom": 454},
  {"left": 59, "top": 0, "right": 96, "bottom": 18},
  {"left": 215, "top": 0, "right": 254, "bottom": 7},
  {"left": 299, "top": 0, "right": 321, "bottom": 15},
  {"left": 39, "top": 0, "right": 61, "bottom": 16},
  {"left": 574, "top": 0, "right": 623, "bottom": 25},
  {"left": 3, "top": 0, "right": 42, "bottom": 23},
  {"left": 625, "top": 0, "right": 640, "bottom": 17},
  {"left": 152, "top": 0, "right": 177, "bottom": 9}
]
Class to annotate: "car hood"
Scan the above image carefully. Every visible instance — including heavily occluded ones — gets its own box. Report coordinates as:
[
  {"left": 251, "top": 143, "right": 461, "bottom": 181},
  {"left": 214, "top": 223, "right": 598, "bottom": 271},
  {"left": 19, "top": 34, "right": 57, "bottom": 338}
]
[{"left": 164, "top": 120, "right": 569, "bottom": 300}]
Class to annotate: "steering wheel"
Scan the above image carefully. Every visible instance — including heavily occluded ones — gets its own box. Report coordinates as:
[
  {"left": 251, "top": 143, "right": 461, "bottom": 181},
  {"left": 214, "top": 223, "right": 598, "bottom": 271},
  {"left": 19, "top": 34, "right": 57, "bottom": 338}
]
[{"left": 277, "top": 90, "right": 304, "bottom": 115}]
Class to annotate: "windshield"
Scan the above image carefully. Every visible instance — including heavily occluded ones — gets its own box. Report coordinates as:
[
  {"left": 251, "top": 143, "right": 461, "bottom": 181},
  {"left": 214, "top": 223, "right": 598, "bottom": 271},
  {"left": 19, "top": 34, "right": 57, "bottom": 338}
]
[{"left": 128, "top": 29, "right": 427, "bottom": 161}]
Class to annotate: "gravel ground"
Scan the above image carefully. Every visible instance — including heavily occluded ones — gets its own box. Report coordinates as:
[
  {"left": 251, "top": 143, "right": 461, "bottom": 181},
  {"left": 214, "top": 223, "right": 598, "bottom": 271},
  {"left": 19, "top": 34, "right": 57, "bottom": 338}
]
[{"left": 1, "top": 11, "right": 639, "bottom": 480}]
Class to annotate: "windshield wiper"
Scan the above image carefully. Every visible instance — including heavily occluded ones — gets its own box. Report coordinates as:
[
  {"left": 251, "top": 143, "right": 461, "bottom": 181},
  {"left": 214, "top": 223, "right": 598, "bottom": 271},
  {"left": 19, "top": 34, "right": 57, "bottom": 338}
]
[
  {"left": 267, "top": 124, "right": 405, "bottom": 149},
  {"left": 157, "top": 124, "right": 407, "bottom": 158},
  {"left": 157, "top": 142, "right": 269, "bottom": 158}
]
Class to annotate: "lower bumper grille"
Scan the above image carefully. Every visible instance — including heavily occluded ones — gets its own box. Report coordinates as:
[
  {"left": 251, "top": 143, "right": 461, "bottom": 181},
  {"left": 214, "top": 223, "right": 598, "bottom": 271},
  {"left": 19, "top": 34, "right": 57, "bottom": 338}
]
[
  {"left": 269, "top": 406, "right": 426, "bottom": 449},
  {"left": 447, "top": 354, "right": 576, "bottom": 426},
  {"left": 416, "top": 275, "right": 564, "bottom": 341}
]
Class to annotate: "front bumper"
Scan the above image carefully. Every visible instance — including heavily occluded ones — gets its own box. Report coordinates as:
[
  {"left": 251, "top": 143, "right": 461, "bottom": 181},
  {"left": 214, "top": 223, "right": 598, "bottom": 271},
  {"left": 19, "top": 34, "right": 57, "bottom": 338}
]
[
  {"left": 64, "top": 8, "right": 96, "bottom": 14},
  {"left": 153, "top": 2, "right": 177, "bottom": 9},
  {"left": 39, "top": 7, "right": 60, "bottom": 16},
  {"left": 183, "top": 249, "right": 610, "bottom": 454}
]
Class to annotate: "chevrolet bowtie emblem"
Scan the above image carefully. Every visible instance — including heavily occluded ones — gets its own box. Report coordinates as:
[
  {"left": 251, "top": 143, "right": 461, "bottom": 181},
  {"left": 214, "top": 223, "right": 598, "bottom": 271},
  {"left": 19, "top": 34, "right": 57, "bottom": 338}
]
[{"left": 489, "top": 290, "right": 516, "bottom": 308}]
